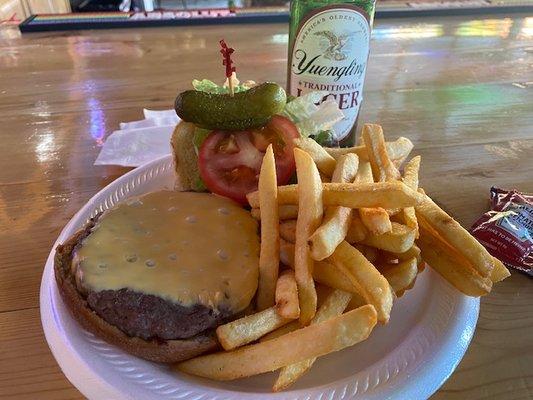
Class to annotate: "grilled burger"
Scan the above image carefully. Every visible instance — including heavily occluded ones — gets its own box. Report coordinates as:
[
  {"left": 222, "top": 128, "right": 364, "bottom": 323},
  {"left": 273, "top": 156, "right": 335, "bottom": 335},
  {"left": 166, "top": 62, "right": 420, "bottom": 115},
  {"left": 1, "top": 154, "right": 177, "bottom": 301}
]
[{"left": 54, "top": 190, "right": 259, "bottom": 362}]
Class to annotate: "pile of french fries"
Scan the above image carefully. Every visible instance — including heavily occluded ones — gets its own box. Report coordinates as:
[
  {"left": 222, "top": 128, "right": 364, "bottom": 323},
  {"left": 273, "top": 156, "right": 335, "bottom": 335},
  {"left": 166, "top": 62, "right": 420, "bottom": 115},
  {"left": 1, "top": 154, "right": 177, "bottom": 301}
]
[{"left": 176, "top": 124, "right": 510, "bottom": 391}]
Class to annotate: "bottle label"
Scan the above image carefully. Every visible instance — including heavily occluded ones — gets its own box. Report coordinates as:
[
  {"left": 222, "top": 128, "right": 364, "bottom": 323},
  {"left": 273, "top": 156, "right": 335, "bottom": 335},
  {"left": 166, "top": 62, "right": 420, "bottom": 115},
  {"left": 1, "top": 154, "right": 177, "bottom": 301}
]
[{"left": 289, "top": 6, "right": 371, "bottom": 141}]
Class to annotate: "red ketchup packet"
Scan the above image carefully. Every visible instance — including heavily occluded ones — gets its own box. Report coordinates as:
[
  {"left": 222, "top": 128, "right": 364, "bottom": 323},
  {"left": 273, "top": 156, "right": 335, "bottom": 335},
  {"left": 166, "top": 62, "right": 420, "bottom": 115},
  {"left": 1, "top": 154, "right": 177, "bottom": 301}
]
[{"left": 471, "top": 187, "right": 532, "bottom": 276}]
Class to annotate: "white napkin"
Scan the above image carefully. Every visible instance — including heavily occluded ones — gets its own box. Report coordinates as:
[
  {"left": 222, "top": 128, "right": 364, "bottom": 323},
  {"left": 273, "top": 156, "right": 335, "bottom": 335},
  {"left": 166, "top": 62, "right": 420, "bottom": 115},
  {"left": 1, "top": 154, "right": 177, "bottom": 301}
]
[{"left": 94, "top": 109, "right": 179, "bottom": 167}]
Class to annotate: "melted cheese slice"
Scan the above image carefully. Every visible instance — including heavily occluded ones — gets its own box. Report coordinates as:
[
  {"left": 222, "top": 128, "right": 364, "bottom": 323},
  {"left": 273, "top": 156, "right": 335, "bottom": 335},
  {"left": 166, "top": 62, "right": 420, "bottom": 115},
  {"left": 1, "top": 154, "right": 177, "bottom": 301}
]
[{"left": 73, "top": 191, "right": 259, "bottom": 312}]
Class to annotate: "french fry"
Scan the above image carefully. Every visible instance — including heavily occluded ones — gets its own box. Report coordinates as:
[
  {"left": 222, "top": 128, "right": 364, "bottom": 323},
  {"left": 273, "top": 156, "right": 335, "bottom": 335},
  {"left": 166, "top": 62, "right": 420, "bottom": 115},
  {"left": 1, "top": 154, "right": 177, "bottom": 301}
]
[
  {"left": 316, "top": 182, "right": 417, "bottom": 209},
  {"left": 275, "top": 270, "right": 300, "bottom": 319},
  {"left": 259, "top": 285, "right": 336, "bottom": 342},
  {"left": 362, "top": 124, "right": 401, "bottom": 182},
  {"left": 394, "top": 152, "right": 411, "bottom": 168},
  {"left": 346, "top": 294, "right": 368, "bottom": 310},
  {"left": 177, "top": 305, "right": 377, "bottom": 381},
  {"left": 417, "top": 226, "right": 492, "bottom": 296},
  {"left": 391, "top": 210, "right": 410, "bottom": 224},
  {"left": 273, "top": 289, "right": 352, "bottom": 391},
  {"left": 279, "top": 220, "right": 297, "bottom": 243},
  {"left": 390, "top": 138, "right": 414, "bottom": 167},
  {"left": 354, "top": 159, "right": 373, "bottom": 182},
  {"left": 309, "top": 153, "right": 359, "bottom": 260},
  {"left": 379, "top": 257, "right": 418, "bottom": 297},
  {"left": 403, "top": 156, "right": 421, "bottom": 189},
  {"left": 415, "top": 193, "right": 495, "bottom": 278},
  {"left": 281, "top": 240, "right": 365, "bottom": 296},
  {"left": 346, "top": 214, "right": 369, "bottom": 243},
  {"left": 360, "top": 207, "right": 393, "bottom": 235},
  {"left": 353, "top": 244, "right": 378, "bottom": 263},
  {"left": 308, "top": 289, "right": 352, "bottom": 323},
  {"left": 260, "top": 320, "right": 300, "bottom": 342},
  {"left": 387, "top": 208, "right": 402, "bottom": 216},
  {"left": 319, "top": 172, "right": 331, "bottom": 183},
  {"left": 328, "top": 241, "right": 394, "bottom": 323},
  {"left": 330, "top": 153, "right": 359, "bottom": 183},
  {"left": 280, "top": 238, "right": 295, "bottom": 267},
  {"left": 216, "top": 307, "right": 293, "bottom": 351},
  {"left": 380, "top": 245, "right": 421, "bottom": 263},
  {"left": 362, "top": 128, "right": 402, "bottom": 218},
  {"left": 251, "top": 205, "right": 298, "bottom": 220},
  {"left": 490, "top": 258, "right": 511, "bottom": 282},
  {"left": 293, "top": 137, "right": 337, "bottom": 177},
  {"left": 315, "top": 283, "right": 334, "bottom": 306},
  {"left": 401, "top": 156, "right": 421, "bottom": 237},
  {"left": 256, "top": 145, "right": 280, "bottom": 311},
  {"left": 309, "top": 207, "right": 352, "bottom": 260},
  {"left": 401, "top": 208, "right": 418, "bottom": 237},
  {"left": 293, "top": 148, "right": 323, "bottom": 325},
  {"left": 247, "top": 182, "right": 419, "bottom": 209},
  {"left": 325, "top": 137, "right": 414, "bottom": 166},
  {"left": 311, "top": 261, "right": 361, "bottom": 295},
  {"left": 355, "top": 160, "right": 392, "bottom": 235},
  {"left": 359, "top": 222, "right": 416, "bottom": 253}
]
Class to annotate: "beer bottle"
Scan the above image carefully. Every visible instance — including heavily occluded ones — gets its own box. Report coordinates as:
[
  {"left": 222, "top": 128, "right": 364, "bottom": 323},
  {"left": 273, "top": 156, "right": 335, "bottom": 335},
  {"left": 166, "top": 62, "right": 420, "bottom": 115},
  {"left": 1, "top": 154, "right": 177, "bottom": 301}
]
[{"left": 287, "top": 0, "right": 377, "bottom": 146}]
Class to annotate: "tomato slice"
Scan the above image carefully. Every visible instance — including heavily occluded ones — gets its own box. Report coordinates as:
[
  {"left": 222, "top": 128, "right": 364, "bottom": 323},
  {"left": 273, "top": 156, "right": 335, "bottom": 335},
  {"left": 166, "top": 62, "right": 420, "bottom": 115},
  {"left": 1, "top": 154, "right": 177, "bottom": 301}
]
[{"left": 198, "top": 115, "right": 299, "bottom": 205}]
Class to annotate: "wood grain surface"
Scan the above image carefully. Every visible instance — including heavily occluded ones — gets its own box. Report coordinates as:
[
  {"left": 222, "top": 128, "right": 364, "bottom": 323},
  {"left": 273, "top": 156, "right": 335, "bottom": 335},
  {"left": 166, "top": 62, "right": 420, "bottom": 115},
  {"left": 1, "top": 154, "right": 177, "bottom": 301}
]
[{"left": 0, "top": 14, "right": 532, "bottom": 399}]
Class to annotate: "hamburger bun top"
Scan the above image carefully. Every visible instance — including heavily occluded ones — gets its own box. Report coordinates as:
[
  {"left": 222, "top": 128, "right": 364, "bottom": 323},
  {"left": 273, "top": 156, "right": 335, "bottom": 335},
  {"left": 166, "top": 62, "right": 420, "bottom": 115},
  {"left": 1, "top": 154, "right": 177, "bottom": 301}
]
[{"left": 73, "top": 191, "right": 259, "bottom": 313}]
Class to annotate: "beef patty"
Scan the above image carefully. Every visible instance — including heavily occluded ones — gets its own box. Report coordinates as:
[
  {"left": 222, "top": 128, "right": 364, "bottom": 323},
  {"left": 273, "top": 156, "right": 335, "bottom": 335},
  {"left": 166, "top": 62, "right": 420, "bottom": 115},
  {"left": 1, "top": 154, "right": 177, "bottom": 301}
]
[{"left": 86, "top": 288, "right": 230, "bottom": 341}]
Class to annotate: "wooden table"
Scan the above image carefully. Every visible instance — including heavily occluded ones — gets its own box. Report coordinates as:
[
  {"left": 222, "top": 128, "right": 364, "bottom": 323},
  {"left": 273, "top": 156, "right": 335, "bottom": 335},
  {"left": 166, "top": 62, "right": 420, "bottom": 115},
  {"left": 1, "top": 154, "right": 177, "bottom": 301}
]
[{"left": 1, "top": 13, "right": 532, "bottom": 400}]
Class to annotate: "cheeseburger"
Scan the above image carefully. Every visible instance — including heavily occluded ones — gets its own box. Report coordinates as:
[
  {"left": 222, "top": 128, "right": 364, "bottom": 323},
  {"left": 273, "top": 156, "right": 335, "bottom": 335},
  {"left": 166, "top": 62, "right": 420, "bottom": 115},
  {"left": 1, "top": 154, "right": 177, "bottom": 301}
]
[{"left": 54, "top": 191, "right": 259, "bottom": 362}]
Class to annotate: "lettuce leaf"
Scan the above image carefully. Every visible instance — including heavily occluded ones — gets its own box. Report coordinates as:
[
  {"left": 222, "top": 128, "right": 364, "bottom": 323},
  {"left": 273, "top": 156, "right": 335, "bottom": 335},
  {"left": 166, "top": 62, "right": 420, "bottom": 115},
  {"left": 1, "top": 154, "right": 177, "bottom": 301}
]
[
  {"left": 192, "top": 127, "right": 211, "bottom": 155},
  {"left": 192, "top": 78, "right": 252, "bottom": 95},
  {"left": 192, "top": 79, "right": 226, "bottom": 94},
  {"left": 192, "top": 176, "right": 207, "bottom": 192},
  {"left": 280, "top": 91, "right": 344, "bottom": 138},
  {"left": 191, "top": 127, "right": 210, "bottom": 191},
  {"left": 312, "top": 130, "right": 335, "bottom": 146}
]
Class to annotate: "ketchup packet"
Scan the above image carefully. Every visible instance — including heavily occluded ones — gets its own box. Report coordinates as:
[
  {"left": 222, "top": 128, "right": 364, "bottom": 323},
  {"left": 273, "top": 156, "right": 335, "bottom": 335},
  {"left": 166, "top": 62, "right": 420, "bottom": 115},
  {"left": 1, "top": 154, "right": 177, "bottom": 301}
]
[{"left": 471, "top": 187, "right": 532, "bottom": 276}]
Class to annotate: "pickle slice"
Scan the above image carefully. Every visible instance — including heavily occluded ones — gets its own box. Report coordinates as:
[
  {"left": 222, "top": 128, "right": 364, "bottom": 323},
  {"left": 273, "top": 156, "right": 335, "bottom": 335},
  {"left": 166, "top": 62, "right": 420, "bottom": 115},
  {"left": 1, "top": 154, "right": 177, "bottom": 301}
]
[{"left": 175, "top": 82, "right": 287, "bottom": 131}]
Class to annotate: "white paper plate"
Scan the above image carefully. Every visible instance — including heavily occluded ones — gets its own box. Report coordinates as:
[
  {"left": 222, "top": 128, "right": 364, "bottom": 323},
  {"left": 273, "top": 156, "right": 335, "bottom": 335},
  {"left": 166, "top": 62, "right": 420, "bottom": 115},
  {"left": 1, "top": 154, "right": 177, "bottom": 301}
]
[{"left": 40, "top": 154, "right": 479, "bottom": 400}]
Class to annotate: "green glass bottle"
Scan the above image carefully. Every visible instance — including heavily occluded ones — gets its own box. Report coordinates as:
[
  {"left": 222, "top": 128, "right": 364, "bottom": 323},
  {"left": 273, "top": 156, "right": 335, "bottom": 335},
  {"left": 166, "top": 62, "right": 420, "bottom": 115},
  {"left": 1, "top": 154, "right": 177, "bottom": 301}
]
[{"left": 287, "top": 0, "right": 377, "bottom": 146}]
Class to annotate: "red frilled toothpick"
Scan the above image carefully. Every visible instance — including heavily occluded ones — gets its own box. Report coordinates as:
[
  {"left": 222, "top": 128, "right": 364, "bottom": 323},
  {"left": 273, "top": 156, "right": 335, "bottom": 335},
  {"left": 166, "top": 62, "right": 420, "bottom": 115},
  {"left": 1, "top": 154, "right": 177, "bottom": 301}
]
[{"left": 220, "top": 39, "right": 236, "bottom": 96}]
